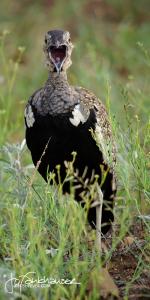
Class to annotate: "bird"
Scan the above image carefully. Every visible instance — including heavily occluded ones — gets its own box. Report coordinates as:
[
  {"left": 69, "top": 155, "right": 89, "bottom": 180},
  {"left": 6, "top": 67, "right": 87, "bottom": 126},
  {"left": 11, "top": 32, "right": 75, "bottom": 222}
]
[{"left": 24, "top": 29, "right": 117, "bottom": 243}]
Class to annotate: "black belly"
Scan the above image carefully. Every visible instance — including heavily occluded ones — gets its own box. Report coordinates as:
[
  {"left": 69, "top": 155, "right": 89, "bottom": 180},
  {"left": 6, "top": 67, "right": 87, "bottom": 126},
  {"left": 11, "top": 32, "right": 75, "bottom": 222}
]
[{"left": 25, "top": 114, "right": 114, "bottom": 233}]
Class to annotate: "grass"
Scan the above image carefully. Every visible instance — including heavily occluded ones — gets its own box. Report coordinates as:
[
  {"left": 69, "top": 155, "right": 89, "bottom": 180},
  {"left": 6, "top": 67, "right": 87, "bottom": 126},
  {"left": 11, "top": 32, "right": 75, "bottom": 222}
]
[{"left": 0, "top": 1, "right": 150, "bottom": 299}]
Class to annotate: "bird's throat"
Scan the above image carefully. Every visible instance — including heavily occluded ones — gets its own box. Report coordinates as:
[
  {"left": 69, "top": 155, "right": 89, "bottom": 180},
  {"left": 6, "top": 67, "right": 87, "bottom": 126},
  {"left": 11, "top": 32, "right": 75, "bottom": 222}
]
[{"left": 47, "top": 71, "right": 68, "bottom": 83}]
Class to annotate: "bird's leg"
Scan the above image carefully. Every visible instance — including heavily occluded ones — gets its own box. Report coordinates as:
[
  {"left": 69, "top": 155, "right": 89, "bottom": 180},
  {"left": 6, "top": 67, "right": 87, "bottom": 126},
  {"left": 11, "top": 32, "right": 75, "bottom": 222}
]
[{"left": 91, "top": 184, "right": 103, "bottom": 252}]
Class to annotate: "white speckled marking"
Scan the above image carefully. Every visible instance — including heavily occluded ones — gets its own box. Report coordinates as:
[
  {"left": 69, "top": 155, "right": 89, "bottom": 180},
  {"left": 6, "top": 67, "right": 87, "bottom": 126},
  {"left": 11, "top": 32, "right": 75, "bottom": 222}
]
[
  {"left": 112, "top": 179, "right": 116, "bottom": 191},
  {"left": 69, "top": 104, "right": 87, "bottom": 127},
  {"left": 95, "top": 123, "right": 112, "bottom": 165},
  {"left": 24, "top": 105, "right": 35, "bottom": 128}
]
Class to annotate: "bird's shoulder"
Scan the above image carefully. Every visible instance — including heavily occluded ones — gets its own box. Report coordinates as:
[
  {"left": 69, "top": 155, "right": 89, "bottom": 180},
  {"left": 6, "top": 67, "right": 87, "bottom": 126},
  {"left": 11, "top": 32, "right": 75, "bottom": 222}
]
[
  {"left": 24, "top": 87, "right": 44, "bottom": 128},
  {"left": 25, "top": 87, "right": 43, "bottom": 109},
  {"left": 74, "top": 86, "right": 111, "bottom": 135},
  {"left": 74, "top": 86, "right": 116, "bottom": 169}
]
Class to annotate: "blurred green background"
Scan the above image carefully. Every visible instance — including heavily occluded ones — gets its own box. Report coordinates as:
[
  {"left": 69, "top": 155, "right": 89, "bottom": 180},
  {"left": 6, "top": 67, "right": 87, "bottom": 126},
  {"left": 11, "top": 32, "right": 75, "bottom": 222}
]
[
  {"left": 0, "top": 3, "right": 150, "bottom": 298},
  {"left": 0, "top": 0, "right": 150, "bottom": 143}
]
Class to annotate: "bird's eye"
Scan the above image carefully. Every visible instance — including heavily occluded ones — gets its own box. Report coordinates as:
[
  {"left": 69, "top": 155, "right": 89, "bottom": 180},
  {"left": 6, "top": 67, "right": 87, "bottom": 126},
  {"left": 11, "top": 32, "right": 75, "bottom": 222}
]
[
  {"left": 68, "top": 38, "right": 71, "bottom": 42},
  {"left": 45, "top": 38, "right": 47, "bottom": 44}
]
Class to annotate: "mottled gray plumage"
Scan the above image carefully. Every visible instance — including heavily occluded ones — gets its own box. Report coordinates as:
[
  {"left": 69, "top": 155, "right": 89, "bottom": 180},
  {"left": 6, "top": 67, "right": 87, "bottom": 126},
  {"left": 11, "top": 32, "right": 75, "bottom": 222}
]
[
  {"left": 25, "top": 29, "right": 117, "bottom": 234},
  {"left": 27, "top": 72, "right": 116, "bottom": 170}
]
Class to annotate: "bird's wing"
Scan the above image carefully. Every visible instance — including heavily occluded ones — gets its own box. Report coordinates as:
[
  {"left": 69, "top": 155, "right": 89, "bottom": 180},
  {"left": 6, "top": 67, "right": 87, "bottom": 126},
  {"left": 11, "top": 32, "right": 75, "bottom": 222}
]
[
  {"left": 74, "top": 86, "right": 116, "bottom": 171},
  {"left": 24, "top": 88, "right": 45, "bottom": 128}
]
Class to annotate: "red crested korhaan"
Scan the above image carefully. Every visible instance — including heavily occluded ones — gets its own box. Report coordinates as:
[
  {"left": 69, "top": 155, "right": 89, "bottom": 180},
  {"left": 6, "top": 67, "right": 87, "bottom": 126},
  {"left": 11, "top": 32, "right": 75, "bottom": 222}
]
[{"left": 24, "top": 30, "right": 117, "bottom": 249}]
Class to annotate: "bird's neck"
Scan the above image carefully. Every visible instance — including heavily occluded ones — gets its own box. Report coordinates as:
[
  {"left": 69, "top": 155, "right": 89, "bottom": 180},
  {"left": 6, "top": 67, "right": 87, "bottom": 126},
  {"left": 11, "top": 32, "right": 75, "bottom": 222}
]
[{"left": 46, "top": 71, "right": 68, "bottom": 86}]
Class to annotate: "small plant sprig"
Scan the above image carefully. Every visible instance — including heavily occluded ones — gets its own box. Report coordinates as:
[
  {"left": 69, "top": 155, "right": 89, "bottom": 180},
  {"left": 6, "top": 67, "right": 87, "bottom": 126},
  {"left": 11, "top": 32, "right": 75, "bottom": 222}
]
[{"left": 0, "top": 30, "right": 25, "bottom": 144}]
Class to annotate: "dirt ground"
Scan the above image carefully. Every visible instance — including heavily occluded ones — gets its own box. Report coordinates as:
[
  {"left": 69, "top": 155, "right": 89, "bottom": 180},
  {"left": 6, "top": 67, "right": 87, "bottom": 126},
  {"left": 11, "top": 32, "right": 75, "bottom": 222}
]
[{"left": 106, "top": 220, "right": 150, "bottom": 299}]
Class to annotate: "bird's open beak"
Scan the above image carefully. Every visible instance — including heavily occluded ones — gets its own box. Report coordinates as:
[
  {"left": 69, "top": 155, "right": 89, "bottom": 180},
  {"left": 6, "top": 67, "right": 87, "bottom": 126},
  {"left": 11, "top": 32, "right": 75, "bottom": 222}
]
[{"left": 48, "top": 45, "right": 67, "bottom": 73}]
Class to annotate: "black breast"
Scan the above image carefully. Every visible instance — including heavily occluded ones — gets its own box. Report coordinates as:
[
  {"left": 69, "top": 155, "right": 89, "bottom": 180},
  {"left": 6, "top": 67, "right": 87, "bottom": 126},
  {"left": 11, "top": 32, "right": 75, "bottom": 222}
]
[
  {"left": 25, "top": 108, "right": 114, "bottom": 233},
  {"left": 26, "top": 109, "right": 103, "bottom": 181}
]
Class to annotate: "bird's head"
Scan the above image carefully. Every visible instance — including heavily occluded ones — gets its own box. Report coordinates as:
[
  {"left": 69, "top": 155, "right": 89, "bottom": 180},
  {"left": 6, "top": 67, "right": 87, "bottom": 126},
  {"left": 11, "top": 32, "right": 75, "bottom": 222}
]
[{"left": 43, "top": 29, "right": 73, "bottom": 74}]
